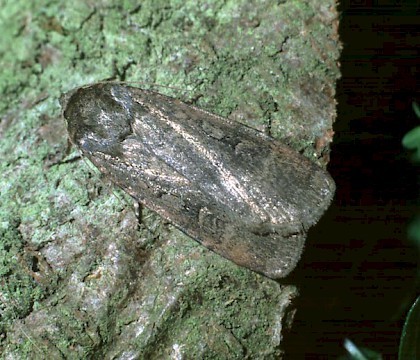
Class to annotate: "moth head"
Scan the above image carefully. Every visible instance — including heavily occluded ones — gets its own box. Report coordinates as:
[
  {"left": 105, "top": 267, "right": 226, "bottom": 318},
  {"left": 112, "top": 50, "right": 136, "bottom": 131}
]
[{"left": 61, "top": 84, "right": 134, "bottom": 155}]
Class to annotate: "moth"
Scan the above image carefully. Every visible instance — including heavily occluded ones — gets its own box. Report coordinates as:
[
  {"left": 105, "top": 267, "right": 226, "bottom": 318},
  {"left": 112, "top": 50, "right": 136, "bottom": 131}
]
[{"left": 60, "top": 83, "right": 335, "bottom": 279}]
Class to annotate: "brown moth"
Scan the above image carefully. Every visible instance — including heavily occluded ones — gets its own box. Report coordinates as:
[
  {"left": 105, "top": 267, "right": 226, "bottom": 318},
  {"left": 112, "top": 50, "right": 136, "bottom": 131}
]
[{"left": 60, "top": 83, "right": 335, "bottom": 279}]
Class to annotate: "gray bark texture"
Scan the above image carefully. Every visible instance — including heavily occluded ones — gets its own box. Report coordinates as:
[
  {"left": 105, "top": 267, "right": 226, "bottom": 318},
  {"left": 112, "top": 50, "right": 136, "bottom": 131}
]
[{"left": 0, "top": 0, "right": 340, "bottom": 358}]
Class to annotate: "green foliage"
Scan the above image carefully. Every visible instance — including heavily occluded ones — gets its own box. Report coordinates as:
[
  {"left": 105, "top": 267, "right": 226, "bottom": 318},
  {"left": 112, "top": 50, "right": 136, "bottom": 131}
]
[
  {"left": 338, "top": 338, "right": 382, "bottom": 360},
  {"left": 399, "top": 295, "right": 420, "bottom": 360},
  {"left": 399, "top": 103, "right": 420, "bottom": 360},
  {"left": 402, "top": 102, "right": 420, "bottom": 162}
]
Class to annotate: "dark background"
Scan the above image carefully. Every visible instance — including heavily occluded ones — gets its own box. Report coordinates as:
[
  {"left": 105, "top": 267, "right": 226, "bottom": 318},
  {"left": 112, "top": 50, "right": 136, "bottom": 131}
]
[{"left": 285, "top": 1, "right": 420, "bottom": 358}]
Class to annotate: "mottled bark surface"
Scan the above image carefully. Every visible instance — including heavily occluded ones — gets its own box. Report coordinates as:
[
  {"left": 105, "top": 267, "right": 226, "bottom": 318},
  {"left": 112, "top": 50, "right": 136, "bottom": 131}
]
[{"left": 0, "top": 0, "right": 340, "bottom": 358}]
